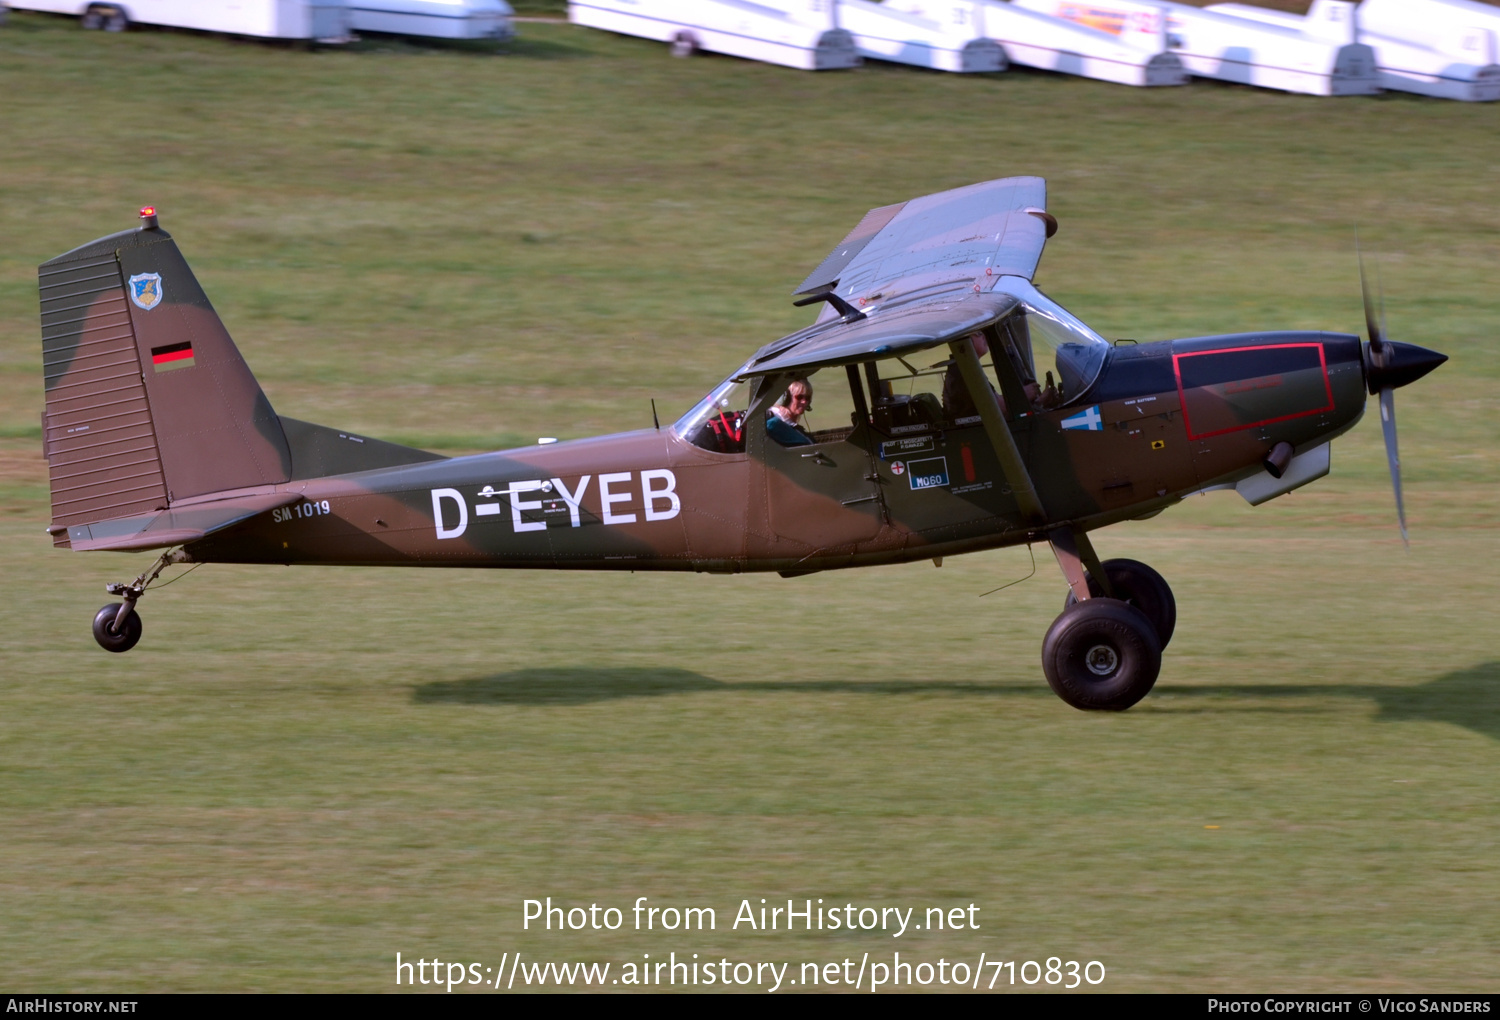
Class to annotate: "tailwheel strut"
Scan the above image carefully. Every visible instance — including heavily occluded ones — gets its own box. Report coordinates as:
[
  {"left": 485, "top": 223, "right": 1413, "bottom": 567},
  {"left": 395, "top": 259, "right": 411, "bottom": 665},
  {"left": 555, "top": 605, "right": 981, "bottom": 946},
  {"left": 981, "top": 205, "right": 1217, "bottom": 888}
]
[{"left": 93, "top": 548, "right": 190, "bottom": 653}]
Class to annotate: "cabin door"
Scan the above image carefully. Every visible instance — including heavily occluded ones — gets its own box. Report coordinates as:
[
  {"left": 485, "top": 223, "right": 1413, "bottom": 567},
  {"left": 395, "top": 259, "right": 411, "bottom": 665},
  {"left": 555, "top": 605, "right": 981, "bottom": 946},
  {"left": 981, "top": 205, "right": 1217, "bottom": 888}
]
[{"left": 749, "top": 370, "right": 885, "bottom": 552}]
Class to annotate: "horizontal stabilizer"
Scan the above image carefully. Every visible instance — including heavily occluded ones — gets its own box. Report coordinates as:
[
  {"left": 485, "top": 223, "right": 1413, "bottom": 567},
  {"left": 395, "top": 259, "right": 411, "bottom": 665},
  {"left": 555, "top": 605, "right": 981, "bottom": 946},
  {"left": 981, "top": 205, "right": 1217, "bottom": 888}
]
[{"left": 64, "top": 491, "right": 303, "bottom": 552}]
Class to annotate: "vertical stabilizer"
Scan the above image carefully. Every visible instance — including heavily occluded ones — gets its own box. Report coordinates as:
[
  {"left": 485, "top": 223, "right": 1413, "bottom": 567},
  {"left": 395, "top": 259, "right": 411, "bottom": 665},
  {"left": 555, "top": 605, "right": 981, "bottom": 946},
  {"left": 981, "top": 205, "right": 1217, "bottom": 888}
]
[{"left": 40, "top": 211, "right": 291, "bottom": 545}]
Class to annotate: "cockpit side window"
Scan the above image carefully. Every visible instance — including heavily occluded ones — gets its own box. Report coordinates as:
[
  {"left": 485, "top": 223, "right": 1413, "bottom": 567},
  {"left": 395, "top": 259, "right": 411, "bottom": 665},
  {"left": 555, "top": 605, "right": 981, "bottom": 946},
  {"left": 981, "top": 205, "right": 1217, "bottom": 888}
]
[
  {"left": 676, "top": 366, "right": 868, "bottom": 453},
  {"left": 854, "top": 342, "right": 1008, "bottom": 433},
  {"left": 761, "top": 368, "right": 865, "bottom": 446}
]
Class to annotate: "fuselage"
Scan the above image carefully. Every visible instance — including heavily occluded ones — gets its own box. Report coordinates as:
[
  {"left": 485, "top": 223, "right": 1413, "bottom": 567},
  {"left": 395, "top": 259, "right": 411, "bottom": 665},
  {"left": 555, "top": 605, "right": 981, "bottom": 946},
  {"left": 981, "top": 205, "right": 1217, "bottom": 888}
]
[{"left": 185, "top": 330, "right": 1369, "bottom": 573}]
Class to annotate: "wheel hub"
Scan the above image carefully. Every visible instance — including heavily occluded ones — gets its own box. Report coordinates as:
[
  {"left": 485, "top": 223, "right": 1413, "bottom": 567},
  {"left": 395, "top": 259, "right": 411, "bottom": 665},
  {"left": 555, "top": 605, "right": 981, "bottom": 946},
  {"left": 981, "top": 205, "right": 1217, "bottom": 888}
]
[{"left": 1085, "top": 643, "right": 1119, "bottom": 676}]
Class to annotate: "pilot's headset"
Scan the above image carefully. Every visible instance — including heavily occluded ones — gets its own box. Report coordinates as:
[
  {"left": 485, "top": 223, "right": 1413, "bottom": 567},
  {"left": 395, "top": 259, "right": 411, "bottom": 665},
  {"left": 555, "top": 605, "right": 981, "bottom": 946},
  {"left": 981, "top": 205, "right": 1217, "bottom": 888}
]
[{"left": 777, "top": 379, "right": 813, "bottom": 409}]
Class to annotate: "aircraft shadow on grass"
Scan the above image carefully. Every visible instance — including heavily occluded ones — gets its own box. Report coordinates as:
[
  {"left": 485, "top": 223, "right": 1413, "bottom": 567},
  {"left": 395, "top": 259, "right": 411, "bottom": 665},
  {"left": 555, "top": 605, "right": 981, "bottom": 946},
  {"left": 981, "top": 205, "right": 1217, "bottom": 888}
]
[
  {"left": 414, "top": 662, "right": 1500, "bottom": 740},
  {"left": 413, "top": 668, "right": 1044, "bottom": 707},
  {"left": 1156, "top": 660, "right": 1500, "bottom": 741}
]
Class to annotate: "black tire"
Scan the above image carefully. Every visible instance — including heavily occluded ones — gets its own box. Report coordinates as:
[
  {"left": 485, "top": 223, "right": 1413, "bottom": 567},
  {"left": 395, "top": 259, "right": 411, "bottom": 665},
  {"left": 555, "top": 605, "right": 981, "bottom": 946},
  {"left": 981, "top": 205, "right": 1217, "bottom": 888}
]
[
  {"left": 92, "top": 603, "right": 142, "bottom": 653},
  {"left": 1064, "top": 557, "right": 1176, "bottom": 648},
  {"left": 101, "top": 6, "right": 127, "bottom": 31},
  {"left": 669, "top": 31, "right": 698, "bottom": 58},
  {"left": 81, "top": 7, "right": 104, "bottom": 29},
  {"left": 1042, "top": 598, "right": 1161, "bottom": 711}
]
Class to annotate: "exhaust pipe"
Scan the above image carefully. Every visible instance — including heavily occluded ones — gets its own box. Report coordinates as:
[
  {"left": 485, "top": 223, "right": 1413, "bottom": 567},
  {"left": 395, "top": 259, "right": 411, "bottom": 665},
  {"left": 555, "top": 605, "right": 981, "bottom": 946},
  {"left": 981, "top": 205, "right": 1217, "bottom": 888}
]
[{"left": 1263, "top": 441, "right": 1294, "bottom": 479}]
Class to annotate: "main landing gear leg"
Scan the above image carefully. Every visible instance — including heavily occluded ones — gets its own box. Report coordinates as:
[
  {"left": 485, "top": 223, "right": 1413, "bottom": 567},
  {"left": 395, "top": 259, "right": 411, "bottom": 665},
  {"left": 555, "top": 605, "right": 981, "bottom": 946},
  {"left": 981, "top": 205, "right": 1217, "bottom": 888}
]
[
  {"left": 1046, "top": 526, "right": 1115, "bottom": 602},
  {"left": 92, "top": 548, "right": 189, "bottom": 653},
  {"left": 1041, "top": 527, "right": 1162, "bottom": 712}
]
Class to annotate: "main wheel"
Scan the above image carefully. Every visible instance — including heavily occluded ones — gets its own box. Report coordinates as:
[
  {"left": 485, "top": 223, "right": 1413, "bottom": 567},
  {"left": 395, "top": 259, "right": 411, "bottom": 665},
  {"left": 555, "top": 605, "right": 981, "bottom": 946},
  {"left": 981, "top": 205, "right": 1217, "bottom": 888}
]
[
  {"left": 101, "top": 6, "right": 128, "bottom": 31},
  {"left": 1042, "top": 598, "right": 1161, "bottom": 711},
  {"left": 92, "top": 603, "right": 142, "bottom": 653},
  {"left": 81, "top": 6, "right": 105, "bottom": 29},
  {"left": 1064, "top": 557, "right": 1176, "bottom": 648},
  {"left": 670, "top": 31, "right": 699, "bottom": 58}
]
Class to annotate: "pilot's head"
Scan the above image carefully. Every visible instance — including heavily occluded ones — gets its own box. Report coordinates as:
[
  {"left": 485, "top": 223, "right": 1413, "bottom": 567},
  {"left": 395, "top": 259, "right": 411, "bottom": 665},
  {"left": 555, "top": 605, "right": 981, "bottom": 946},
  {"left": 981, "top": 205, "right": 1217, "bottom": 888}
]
[{"left": 777, "top": 378, "right": 813, "bottom": 420}]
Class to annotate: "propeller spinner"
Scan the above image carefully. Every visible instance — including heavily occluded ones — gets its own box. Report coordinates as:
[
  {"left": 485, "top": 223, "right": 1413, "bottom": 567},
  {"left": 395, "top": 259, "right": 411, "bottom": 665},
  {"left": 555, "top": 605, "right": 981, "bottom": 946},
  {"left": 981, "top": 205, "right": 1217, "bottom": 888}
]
[{"left": 1358, "top": 257, "right": 1448, "bottom": 547}]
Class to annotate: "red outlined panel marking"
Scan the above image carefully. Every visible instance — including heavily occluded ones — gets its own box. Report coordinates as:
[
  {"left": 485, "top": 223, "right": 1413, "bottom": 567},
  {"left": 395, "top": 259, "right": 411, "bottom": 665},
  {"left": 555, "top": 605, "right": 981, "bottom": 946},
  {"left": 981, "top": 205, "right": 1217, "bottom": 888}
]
[{"left": 1173, "top": 342, "right": 1333, "bottom": 440}]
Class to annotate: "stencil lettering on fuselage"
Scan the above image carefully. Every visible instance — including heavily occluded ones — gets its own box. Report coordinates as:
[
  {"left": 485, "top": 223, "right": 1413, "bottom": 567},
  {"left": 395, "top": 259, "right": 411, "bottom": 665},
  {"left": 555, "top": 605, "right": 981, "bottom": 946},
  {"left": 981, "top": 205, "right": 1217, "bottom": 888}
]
[{"left": 430, "top": 470, "right": 679, "bottom": 540}]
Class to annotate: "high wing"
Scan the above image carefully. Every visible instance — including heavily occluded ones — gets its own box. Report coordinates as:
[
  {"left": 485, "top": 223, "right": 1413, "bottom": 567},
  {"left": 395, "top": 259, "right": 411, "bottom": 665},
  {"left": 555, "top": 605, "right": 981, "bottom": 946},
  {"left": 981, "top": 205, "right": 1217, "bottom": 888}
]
[{"left": 740, "top": 177, "right": 1053, "bottom": 378}]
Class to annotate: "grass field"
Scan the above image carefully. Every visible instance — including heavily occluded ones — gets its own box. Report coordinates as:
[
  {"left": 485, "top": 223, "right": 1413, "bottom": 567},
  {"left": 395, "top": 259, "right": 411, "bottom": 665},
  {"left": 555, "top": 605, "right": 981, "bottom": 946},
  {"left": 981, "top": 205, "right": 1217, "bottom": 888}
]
[{"left": 1, "top": 10, "right": 1497, "bottom": 993}]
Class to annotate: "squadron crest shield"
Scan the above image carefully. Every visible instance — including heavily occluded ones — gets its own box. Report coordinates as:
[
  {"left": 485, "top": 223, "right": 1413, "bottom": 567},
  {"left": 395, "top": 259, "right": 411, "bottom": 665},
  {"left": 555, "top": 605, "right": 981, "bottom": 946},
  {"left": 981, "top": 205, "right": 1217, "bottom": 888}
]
[{"left": 127, "top": 272, "right": 162, "bottom": 311}]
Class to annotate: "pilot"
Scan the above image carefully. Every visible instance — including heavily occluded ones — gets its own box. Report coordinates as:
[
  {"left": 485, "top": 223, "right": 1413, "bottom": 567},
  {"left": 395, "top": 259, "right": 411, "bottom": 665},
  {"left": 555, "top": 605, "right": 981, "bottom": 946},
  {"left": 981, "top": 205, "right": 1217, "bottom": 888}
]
[{"left": 766, "top": 378, "right": 815, "bottom": 446}]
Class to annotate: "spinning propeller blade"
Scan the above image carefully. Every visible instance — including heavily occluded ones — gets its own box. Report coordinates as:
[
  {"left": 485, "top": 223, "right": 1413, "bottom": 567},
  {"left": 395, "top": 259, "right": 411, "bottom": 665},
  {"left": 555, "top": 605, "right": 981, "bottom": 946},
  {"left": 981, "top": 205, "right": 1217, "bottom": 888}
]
[
  {"left": 1360, "top": 253, "right": 1403, "bottom": 547},
  {"left": 1378, "top": 385, "right": 1406, "bottom": 547},
  {"left": 1357, "top": 253, "right": 1446, "bottom": 548}
]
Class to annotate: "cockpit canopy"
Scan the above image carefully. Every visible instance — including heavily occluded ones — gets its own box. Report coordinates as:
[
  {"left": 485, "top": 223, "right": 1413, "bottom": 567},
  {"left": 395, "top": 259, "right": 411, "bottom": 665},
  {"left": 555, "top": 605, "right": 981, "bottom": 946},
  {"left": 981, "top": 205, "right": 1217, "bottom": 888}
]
[{"left": 996, "top": 278, "right": 1111, "bottom": 405}]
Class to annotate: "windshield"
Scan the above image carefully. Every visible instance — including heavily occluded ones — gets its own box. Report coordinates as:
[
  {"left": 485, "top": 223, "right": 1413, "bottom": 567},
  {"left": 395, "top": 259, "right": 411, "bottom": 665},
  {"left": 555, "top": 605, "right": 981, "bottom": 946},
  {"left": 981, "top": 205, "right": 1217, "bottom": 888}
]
[
  {"left": 674, "top": 374, "right": 751, "bottom": 441},
  {"left": 992, "top": 276, "right": 1110, "bottom": 402}
]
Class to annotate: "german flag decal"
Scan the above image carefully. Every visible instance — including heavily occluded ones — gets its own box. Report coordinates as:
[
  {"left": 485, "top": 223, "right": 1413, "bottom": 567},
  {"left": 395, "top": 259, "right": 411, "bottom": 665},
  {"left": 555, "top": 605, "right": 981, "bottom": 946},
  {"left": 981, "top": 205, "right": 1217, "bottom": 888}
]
[{"left": 150, "top": 341, "right": 195, "bottom": 372}]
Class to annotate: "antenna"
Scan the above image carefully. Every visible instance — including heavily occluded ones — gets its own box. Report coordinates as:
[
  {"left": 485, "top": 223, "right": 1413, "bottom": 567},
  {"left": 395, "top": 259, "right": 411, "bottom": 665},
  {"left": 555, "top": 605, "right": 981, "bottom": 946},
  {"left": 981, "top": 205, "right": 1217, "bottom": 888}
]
[{"left": 651, "top": 399, "right": 660, "bottom": 430}]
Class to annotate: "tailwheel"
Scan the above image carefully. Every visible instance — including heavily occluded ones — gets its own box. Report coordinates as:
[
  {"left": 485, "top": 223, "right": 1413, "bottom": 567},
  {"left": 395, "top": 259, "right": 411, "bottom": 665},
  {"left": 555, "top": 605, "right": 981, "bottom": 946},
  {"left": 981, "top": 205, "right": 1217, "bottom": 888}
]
[
  {"left": 1064, "top": 557, "right": 1176, "bottom": 649},
  {"left": 89, "top": 548, "right": 190, "bottom": 653},
  {"left": 92, "top": 603, "right": 142, "bottom": 653},
  {"left": 1042, "top": 598, "right": 1161, "bottom": 711}
]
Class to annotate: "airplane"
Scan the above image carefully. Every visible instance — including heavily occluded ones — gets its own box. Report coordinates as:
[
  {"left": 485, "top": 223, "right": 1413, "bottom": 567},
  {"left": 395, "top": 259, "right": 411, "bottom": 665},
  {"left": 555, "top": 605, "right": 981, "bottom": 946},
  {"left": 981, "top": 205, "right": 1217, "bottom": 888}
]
[{"left": 37, "top": 179, "right": 1446, "bottom": 710}]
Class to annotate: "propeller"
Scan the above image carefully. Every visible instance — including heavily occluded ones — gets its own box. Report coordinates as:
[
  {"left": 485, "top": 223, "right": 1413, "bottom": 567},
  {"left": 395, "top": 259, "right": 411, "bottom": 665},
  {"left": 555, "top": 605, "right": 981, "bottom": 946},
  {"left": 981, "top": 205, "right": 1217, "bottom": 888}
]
[{"left": 1357, "top": 251, "right": 1447, "bottom": 548}]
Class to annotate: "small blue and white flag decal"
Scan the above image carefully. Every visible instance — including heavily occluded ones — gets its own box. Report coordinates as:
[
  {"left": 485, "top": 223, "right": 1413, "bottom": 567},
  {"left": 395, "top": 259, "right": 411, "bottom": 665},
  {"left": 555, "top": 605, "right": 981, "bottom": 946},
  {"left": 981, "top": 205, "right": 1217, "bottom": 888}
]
[{"left": 1061, "top": 405, "right": 1103, "bottom": 431}]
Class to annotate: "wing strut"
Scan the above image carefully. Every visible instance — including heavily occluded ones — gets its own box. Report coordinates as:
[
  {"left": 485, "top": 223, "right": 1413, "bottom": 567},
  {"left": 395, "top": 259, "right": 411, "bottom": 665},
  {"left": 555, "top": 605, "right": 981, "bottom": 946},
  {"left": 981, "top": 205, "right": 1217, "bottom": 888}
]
[{"left": 949, "top": 335, "right": 1046, "bottom": 525}]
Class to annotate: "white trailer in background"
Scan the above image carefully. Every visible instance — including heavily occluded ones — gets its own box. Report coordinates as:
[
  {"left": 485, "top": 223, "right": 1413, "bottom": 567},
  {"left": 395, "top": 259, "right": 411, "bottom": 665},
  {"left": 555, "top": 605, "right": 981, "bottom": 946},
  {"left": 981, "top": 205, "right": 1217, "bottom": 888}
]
[
  {"left": 836, "top": 0, "right": 1005, "bottom": 73},
  {"left": 567, "top": 0, "right": 860, "bottom": 70},
  {"left": 1015, "top": 0, "right": 1379, "bottom": 96},
  {"left": 1362, "top": 0, "right": 1500, "bottom": 101},
  {"left": 6, "top": 0, "right": 350, "bottom": 40},
  {"left": 348, "top": 0, "right": 513, "bottom": 40},
  {"left": 887, "top": 0, "right": 1184, "bottom": 86},
  {"left": 1211, "top": 0, "right": 1500, "bottom": 101}
]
